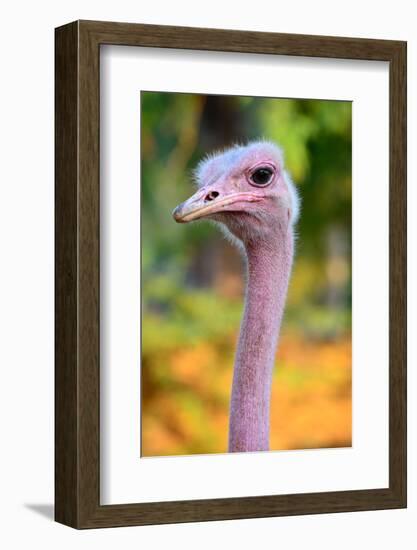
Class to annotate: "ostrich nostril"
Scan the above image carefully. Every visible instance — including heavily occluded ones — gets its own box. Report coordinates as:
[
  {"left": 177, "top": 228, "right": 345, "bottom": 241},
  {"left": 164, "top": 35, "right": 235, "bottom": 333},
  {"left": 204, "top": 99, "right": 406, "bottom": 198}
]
[{"left": 205, "top": 191, "right": 219, "bottom": 202}]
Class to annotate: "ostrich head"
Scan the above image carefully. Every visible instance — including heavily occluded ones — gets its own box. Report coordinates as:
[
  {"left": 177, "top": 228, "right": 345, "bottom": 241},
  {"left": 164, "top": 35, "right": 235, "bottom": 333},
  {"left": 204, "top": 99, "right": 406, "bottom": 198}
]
[{"left": 173, "top": 141, "right": 299, "bottom": 245}]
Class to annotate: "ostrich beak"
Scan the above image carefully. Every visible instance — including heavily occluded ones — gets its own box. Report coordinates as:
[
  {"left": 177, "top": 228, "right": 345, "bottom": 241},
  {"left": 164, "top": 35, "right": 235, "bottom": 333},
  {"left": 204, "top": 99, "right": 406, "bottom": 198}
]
[{"left": 172, "top": 187, "right": 262, "bottom": 223}]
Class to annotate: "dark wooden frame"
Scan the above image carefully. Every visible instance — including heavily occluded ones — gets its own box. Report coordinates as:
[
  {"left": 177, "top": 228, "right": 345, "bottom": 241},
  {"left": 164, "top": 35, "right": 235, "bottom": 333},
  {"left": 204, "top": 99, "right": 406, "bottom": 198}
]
[{"left": 55, "top": 19, "right": 407, "bottom": 529}]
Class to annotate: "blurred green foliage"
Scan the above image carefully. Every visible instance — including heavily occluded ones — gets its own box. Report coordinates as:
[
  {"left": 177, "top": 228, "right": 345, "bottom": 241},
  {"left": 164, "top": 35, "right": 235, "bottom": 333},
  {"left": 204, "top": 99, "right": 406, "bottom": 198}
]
[{"left": 141, "top": 92, "right": 352, "bottom": 456}]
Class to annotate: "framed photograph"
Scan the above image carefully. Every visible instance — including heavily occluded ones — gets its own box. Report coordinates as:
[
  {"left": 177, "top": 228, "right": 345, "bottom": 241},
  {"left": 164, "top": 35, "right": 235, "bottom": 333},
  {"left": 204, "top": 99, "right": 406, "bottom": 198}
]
[{"left": 55, "top": 20, "right": 406, "bottom": 528}]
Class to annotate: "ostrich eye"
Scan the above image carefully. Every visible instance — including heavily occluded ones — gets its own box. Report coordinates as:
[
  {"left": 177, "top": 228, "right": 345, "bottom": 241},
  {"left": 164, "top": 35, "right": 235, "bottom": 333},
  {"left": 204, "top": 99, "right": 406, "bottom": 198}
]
[{"left": 250, "top": 167, "right": 274, "bottom": 186}]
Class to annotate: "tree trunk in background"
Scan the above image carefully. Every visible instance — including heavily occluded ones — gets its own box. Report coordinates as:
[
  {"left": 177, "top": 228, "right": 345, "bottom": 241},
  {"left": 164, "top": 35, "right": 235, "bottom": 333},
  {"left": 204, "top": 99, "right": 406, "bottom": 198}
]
[{"left": 325, "top": 225, "right": 350, "bottom": 310}]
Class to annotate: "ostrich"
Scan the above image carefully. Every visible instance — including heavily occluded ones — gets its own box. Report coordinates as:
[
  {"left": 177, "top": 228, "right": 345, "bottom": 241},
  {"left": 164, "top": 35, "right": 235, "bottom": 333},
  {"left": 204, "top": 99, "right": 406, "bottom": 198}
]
[{"left": 172, "top": 141, "right": 300, "bottom": 453}]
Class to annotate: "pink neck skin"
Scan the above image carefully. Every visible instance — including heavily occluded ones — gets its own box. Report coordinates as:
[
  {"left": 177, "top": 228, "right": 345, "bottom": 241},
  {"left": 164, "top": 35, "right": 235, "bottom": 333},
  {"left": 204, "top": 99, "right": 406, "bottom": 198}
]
[{"left": 228, "top": 228, "right": 294, "bottom": 452}]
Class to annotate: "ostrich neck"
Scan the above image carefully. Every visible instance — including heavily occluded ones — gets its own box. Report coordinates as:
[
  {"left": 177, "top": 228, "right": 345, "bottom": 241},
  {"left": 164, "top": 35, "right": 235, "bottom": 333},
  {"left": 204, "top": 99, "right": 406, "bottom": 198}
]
[{"left": 228, "top": 230, "right": 294, "bottom": 452}]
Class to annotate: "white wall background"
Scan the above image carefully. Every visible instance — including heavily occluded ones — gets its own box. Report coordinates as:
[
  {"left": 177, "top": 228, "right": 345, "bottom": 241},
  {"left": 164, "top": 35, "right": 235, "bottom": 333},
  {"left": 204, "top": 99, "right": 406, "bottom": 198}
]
[{"left": 0, "top": 1, "right": 414, "bottom": 548}]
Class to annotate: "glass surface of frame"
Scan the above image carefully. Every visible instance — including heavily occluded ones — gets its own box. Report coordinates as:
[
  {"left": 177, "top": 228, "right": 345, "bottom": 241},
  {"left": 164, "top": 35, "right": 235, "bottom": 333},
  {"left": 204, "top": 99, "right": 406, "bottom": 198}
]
[{"left": 100, "top": 45, "right": 389, "bottom": 505}]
